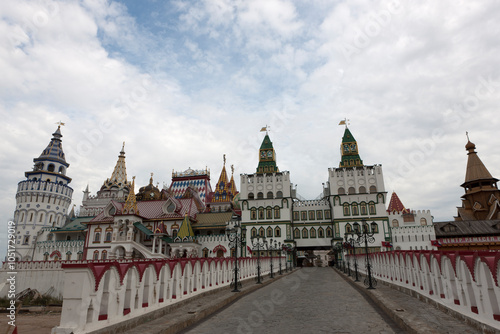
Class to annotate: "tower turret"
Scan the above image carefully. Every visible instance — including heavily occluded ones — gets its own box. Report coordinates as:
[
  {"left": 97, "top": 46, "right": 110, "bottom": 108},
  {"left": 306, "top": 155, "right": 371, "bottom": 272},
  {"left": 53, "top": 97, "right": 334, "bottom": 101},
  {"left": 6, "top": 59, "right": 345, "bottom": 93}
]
[
  {"left": 14, "top": 126, "right": 74, "bottom": 260},
  {"left": 256, "top": 133, "right": 279, "bottom": 174},
  {"left": 339, "top": 126, "right": 363, "bottom": 168},
  {"left": 456, "top": 137, "right": 500, "bottom": 220}
]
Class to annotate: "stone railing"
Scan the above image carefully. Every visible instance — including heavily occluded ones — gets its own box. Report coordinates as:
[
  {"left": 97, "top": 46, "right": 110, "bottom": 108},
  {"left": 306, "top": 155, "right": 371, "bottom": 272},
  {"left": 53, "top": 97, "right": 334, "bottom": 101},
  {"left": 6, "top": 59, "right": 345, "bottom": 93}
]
[
  {"left": 52, "top": 256, "right": 284, "bottom": 334},
  {"left": 345, "top": 250, "right": 500, "bottom": 330}
]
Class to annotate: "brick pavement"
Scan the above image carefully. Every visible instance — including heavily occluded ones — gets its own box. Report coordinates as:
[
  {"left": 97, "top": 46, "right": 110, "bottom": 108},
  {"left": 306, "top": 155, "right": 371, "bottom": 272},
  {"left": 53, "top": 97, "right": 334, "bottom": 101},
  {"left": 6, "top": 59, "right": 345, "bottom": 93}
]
[{"left": 182, "top": 267, "right": 404, "bottom": 334}]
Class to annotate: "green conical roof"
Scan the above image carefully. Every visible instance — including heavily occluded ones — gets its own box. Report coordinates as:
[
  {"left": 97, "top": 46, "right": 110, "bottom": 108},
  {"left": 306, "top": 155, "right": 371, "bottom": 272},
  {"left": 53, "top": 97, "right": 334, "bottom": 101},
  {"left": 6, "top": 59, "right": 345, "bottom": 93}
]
[
  {"left": 342, "top": 128, "right": 356, "bottom": 143},
  {"left": 260, "top": 134, "right": 274, "bottom": 149},
  {"left": 256, "top": 134, "right": 279, "bottom": 174},
  {"left": 339, "top": 127, "right": 363, "bottom": 168}
]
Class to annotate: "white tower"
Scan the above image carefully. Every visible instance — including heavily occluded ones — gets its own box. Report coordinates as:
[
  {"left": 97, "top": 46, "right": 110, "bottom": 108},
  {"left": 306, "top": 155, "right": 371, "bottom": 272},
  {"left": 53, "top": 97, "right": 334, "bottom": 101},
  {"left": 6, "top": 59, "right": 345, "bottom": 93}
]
[{"left": 13, "top": 126, "right": 73, "bottom": 260}]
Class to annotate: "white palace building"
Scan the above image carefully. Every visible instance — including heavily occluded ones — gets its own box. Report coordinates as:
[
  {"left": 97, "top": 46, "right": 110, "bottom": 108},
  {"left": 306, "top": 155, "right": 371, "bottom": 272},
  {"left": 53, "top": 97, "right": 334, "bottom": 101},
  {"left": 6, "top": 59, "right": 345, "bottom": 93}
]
[{"left": 1, "top": 124, "right": 437, "bottom": 297}]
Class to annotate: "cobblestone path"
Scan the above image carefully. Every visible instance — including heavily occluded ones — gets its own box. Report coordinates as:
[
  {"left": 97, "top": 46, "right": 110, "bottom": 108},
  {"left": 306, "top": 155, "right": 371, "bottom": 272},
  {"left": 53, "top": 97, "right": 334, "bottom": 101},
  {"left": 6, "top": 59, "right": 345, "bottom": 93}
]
[{"left": 182, "top": 267, "right": 405, "bottom": 334}]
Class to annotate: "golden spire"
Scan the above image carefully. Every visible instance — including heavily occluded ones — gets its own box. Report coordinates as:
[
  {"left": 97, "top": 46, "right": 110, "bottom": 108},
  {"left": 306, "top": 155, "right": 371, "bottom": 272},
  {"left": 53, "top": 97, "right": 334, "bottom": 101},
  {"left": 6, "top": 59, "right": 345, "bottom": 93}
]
[{"left": 123, "top": 176, "right": 138, "bottom": 215}]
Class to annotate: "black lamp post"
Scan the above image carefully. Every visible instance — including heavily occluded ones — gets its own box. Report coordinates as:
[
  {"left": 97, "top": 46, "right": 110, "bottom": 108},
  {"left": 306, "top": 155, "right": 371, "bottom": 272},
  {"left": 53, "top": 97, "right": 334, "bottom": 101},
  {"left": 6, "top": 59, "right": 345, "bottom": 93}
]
[
  {"left": 225, "top": 216, "right": 243, "bottom": 292},
  {"left": 277, "top": 241, "right": 283, "bottom": 275},
  {"left": 332, "top": 241, "right": 343, "bottom": 269},
  {"left": 352, "top": 220, "right": 377, "bottom": 289},
  {"left": 251, "top": 236, "right": 266, "bottom": 284},
  {"left": 345, "top": 233, "right": 359, "bottom": 282},
  {"left": 266, "top": 239, "right": 278, "bottom": 279}
]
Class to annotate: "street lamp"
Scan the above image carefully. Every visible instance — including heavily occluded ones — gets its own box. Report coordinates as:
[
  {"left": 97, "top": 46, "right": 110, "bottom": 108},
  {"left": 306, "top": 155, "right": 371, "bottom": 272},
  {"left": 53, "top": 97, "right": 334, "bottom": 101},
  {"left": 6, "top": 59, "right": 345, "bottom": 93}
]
[
  {"left": 251, "top": 236, "right": 266, "bottom": 284},
  {"left": 225, "top": 216, "right": 243, "bottom": 292},
  {"left": 345, "top": 233, "right": 359, "bottom": 282},
  {"left": 352, "top": 219, "right": 377, "bottom": 289},
  {"left": 332, "top": 241, "right": 344, "bottom": 270},
  {"left": 277, "top": 241, "right": 283, "bottom": 275},
  {"left": 266, "top": 239, "right": 279, "bottom": 279}
]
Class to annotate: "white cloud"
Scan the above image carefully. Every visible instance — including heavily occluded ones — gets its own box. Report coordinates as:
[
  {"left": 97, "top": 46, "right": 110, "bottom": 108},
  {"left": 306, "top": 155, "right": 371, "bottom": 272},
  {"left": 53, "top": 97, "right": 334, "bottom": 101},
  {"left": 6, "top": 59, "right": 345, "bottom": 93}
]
[{"left": 2, "top": 0, "right": 500, "bottom": 258}]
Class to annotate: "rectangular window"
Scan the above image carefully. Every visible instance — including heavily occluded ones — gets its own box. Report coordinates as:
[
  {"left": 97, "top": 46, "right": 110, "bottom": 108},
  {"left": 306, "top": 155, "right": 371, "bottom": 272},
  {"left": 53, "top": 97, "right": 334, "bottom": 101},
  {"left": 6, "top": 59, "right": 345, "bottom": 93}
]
[
  {"left": 301, "top": 211, "right": 307, "bottom": 221},
  {"left": 266, "top": 208, "right": 272, "bottom": 219},
  {"left": 325, "top": 210, "right": 331, "bottom": 219},
  {"left": 369, "top": 204, "right": 376, "bottom": 215},
  {"left": 308, "top": 211, "right": 315, "bottom": 220},
  {"left": 274, "top": 208, "right": 280, "bottom": 219},
  {"left": 316, "top": 210, "right": 323, "bottom": 220},
  {"left": 258, "top": 208, "right": 264, "bottom": 219},
  {"left": 251, "top": 209, "right": 257, "bottom": 220},
  {"left": 293, "top": 212, "right": 299, "bottom": 221}
]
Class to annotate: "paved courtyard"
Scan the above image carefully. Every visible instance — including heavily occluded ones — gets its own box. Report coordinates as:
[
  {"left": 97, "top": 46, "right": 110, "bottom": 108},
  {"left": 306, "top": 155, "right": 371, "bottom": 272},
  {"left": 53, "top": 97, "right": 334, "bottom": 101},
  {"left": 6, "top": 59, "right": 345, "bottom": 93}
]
[{"left": 182, "top": 267, "right": 405, "bottom": 334}]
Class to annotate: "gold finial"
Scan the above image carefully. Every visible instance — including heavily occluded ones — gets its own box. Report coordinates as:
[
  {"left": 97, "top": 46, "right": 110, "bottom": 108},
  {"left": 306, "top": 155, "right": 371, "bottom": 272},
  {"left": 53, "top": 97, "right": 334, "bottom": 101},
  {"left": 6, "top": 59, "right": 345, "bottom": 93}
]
[
  {"left": 150, "top": 172, "right": 154, "bottom": 185},
  {"left": 466, "top": 131, "right": 470, "bottom": 141},
  {"left": 223, "top": 154, "right": 226, "bottom": 166},
  {"left": 55, "top": 121, "right": 65, "bottom": 128}
]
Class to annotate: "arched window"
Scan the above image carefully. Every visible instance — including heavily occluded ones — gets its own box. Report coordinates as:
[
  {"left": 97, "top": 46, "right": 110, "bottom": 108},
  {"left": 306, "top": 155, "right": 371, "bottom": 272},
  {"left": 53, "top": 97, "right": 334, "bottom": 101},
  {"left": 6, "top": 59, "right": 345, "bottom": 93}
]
[
  {"left": 310, "top": 228, "right": 316, "bottom": 238},
  {"left": 48, "top": 164, "right": 55, "bottom": 172},
  {"left": 360, "top": 203, "right": 367, "bottom": 215},
  {"left": 371, "top": 222, "right": 378, "bottom": 233},
  {"left": 47, "top": 233, "right": 53, "bottom": 241},
  {"left": 369, "top": 203, "right": 376, "bottom": 215},
  {"left": 353, "top": 223, "right": 360, "bottom": 234},
  {"left": 259, "top": 227, "right": 265, "bottom": 237},
  {"left": 274, "top": 226, "right": 281, "bottom": 237},
  {"left": 266, "top": 208, "right": 272, "bottom": 219},
  {"left": 267, "top": 191, "right": 274, "bottom": 199},
  {"left": 203, "top": 248, "right": 209, "bottom": 257},
  {"left": 251, "top": 227, "right": 257, "bottom": 237},
  {"left": 302, "top": 228, "right": 308, "bottom": 238},
  {"left": 318, "top": 227, "right": 324, "bottom": 238},
  {"left": 274, "top": 207, "right": 280, "bottom": 219},
  {"left": 326, "top": 227, "right": 333, "bottom": 237},
  {"left": 172, "top": 230, "right": 178, "bottom": 238},
  {"left": 345, "top": 223, "right": 352, "bottom": 233},
  {"left": 248, "top": 193, "right": 254, "bottom": 200},
  {"left": 392, "top": 219, "right": 399, "bottom": 227},
  {"left": 294, "top": 228, "right": 300, "bottom": 239},
  {"left": 348, "top": 187, "right": 356, "bottom": 195},
  {"left": 338, "top": 187, "right": 345, "bottom": 195},
  {"left": 105, "top": 231, "right": 112, "bottom": 242},
  {"left": 420, "top": 218, "right": 427, "bottom": 226},
  {"left": 101, "top": 250, "right": 107, "bottom": 260},
  {"left": 93, "top": 250, "right": 99, "bottom": 260},
  {"left": 66, "top": 235, "right": 71, "bottom": 241},
  {"left": 94, "top": 229, "right": 101, "bottom": 243},
  {"left": 359, "top": 186, "right": 366, "bottom": 193},
  {"left": 352, "top": 203, "right": 359, "bottom": 215},
  {"left": 257, "top": 192, "right": 264, "bottom": 199},
  {"left": 369, "top": 185, "right": 377, "bottom": 193},
  {"left": 276, "top": 191, "right": 283, "bottom": 198},
  {"left": 58, "top": 166, "right": 65, "bottom": 174},
  {"left": 267, "top": 226, "right": 273, "bottom": 237},
  {"left": 258, "top": 208, "right": 264, "bottom": 219},
  {"left": 343, "top": 203, "right": 350, "bottom": 216},
  {"left": 251, "top": 208, "right": 257, "bottom": 220}
]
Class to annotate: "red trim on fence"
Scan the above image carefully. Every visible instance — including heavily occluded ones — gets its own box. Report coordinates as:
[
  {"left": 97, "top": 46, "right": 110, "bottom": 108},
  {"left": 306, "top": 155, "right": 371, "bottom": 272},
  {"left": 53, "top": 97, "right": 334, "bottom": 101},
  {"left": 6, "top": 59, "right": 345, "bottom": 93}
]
[
  {"left": 142, "top": 303, "right": 148, "bottom": 308},
  {"left": 440, "top": 294, "right": 445, "bottom": 299},
  {"left": 98, "top": 314, "right": 108, "bottom": 321},
  {"left": 123, "top": 308, "right": 131, "bottom": 315},
  {"left": 454, "top": 299, "right": 460, "bottom": 305},
  {"left": 471, "top": 306, "right": 478, "bottom": 314},
  {"left": 493, "top": 314, "right": 500, "bottom": 321}
]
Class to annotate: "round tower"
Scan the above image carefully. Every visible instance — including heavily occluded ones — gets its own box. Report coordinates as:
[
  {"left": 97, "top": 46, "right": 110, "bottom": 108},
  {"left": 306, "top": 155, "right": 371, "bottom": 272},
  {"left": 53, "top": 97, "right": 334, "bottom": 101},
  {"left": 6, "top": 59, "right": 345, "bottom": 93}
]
[{"left": 14, "top": 126, "right": 73, "bottom": 260}]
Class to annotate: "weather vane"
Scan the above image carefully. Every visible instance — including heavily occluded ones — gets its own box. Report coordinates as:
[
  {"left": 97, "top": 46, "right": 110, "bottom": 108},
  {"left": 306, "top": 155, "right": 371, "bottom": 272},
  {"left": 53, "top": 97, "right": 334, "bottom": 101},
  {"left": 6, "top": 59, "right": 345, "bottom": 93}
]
[
  {"left": 338, "top": 118, "right": 350, "bottom": 128},
  {"left": 260, "top": 125, "right": 270, "bottom": 133},
  {"left": 55, "top": 121, "right": 65, "bottom": 127},
  {"left": 223, "top": 154, "right": 226, "bottom": 166}
]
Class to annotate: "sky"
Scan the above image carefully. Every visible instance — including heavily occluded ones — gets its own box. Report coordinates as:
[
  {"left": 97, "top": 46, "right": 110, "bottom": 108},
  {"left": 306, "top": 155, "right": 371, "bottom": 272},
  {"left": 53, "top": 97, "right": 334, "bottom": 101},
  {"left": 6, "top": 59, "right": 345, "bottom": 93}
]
[{"left": 1, "top": 0, "right": 500, "bottom": 258}]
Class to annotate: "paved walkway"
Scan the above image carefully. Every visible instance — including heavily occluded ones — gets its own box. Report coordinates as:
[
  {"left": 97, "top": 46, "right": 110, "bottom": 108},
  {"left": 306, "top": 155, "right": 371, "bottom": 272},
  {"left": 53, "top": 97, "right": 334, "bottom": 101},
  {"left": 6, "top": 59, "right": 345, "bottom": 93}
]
[{"left": 182, "top": 267, "right": 404, "bottom": 334}]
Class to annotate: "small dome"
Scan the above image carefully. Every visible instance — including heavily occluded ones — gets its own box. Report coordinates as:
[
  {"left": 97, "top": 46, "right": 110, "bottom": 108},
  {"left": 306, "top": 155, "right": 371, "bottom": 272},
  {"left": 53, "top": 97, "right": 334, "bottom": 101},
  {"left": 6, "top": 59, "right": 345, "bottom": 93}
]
[{"left": 465, "top": 140, "right": 476, "bottom": 152}]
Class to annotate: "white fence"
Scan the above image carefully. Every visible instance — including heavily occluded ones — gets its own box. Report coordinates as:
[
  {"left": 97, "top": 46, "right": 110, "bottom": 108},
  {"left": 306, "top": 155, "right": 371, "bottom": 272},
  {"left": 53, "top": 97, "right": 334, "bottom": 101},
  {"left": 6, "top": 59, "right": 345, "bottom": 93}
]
[
  {"left": 52, "top": 256, "right": 283, "bottom": 334},
  {"left": 346, "top": 250, "right": 500, "bottom": 330}
]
